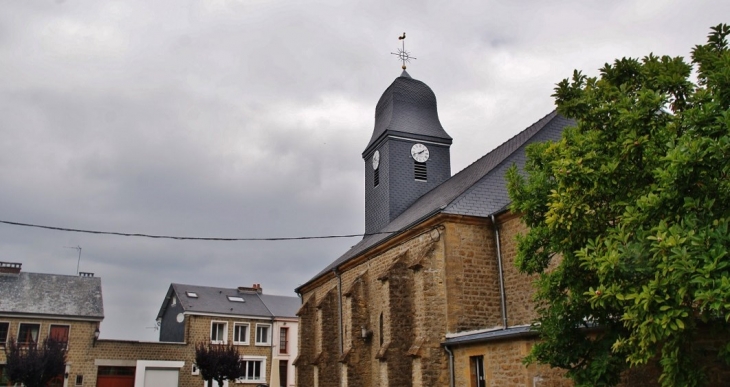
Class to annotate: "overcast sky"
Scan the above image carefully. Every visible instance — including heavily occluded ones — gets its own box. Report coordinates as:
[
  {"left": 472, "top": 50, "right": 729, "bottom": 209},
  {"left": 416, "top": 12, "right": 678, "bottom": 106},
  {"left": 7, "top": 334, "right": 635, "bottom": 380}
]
[{"left": 1, "top": 0, "right": 727, "bottom": 341}]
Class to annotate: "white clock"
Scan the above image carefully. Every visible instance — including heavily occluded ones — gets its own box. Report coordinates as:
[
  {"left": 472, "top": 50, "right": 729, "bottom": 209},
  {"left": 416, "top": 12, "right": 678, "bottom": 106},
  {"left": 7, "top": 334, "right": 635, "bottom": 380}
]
[
  {"left": 372, "top": 150, "right": 380, "bottom": 170},
  {"left": 411, "top": 143, "right": 429, "bottom": 162}
]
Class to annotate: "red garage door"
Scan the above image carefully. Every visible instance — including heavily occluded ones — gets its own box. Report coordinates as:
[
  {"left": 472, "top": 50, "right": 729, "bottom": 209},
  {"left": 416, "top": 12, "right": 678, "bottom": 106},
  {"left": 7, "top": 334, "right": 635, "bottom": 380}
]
[{"left": 97, "top": 366, "right": 135, "bottom": 387}]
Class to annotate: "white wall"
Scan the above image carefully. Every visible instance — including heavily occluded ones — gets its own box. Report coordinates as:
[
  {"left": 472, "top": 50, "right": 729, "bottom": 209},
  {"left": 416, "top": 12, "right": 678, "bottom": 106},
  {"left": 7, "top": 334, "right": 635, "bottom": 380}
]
[{"left": 271, "top": 318, "right": 298, "bottom": 387}]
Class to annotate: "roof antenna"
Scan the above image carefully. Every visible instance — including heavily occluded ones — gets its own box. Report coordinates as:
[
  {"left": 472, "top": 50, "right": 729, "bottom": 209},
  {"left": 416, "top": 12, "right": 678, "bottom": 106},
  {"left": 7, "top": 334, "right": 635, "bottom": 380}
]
[
  {"left": 391, "top": 32, "right": 416, "bottom": 70},
  {"left": 63, "top": 245, "right": 82, "bottom": 275}
]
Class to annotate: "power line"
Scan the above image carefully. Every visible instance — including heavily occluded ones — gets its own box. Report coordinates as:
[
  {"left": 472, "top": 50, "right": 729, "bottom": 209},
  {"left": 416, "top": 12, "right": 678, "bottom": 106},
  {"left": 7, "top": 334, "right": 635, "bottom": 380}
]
[{"left": 0, "top": 219, "right": 393, "bottom": 241}]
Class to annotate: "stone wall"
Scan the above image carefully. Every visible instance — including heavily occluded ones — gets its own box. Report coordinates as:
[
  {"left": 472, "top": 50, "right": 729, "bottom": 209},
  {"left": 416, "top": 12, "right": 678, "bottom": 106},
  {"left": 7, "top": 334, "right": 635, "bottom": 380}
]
[
  {"left": 499, "top": 214, "right": 540, "bottom": 326},
  {"left": 452, "top": 339, "right": 572, "bottom": 387},
  {"left": 297, "top": 217, "right": 518, "bottom": 387},
  {"left": 298, "top": 223, "right": 450, "bottom": 387},
  {"left": 0, "top": 315, "right": 276, "bottom": 387},
  {"left": 443, "top": 220, "right": 501, "bottom": 333},
  {"left": 0, "top": 317, "right": 99, "bottom": 386}
]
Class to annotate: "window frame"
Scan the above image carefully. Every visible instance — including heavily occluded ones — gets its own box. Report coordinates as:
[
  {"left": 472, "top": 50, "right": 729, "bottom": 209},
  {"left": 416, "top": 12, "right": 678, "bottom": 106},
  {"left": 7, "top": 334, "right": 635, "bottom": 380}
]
[
  {"left": 232, "top": 322, "right": 250, "bottom": 345},
  {"left": 210, "top": 321, "right": 228, "bottom": 344},
  {"left": 279, "top": 327, "right": 289, "bottom": 354},
  {"left": 48, "top": 324, "right": 71, "bottom": 349},
  {"left": 237, "top": 356, "right": 266, "bottom": 383},
  {"left": 0, "top": 321, "right": 9, "bottom": 347},
  {"left": 254, "top": 323, "right": 271, "bottom": 346},
  {"left": 17, "top": 322, "right": 41, "bottom": 345}
]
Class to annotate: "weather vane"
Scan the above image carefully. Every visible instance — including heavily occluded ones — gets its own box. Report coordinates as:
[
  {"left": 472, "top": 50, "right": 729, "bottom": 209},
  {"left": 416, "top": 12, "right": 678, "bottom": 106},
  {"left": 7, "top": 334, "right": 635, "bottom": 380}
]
[{"left": 391, "top": 32, "right": 416, "bottom": 70}]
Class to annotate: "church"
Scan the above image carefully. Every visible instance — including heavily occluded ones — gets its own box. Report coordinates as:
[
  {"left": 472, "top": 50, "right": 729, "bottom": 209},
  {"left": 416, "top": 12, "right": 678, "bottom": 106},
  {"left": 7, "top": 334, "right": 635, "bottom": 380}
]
[{"left": 293, "top": 67, "right": 575, "bottom": 386}]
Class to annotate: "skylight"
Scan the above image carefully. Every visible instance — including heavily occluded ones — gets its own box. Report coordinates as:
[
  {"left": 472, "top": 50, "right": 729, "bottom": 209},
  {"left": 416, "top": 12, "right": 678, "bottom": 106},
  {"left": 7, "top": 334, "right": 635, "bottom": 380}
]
[
  {"left": 186, "top": 292, "right": 198, "bottom": 298},
  {"left": 228, "top": 296, "right": 245, "bottom": 303}
]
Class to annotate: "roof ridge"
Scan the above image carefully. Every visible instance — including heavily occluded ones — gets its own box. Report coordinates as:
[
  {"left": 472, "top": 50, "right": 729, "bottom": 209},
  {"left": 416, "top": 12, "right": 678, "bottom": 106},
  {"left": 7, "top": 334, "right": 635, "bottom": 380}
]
[{"left": 256, "top": 293, "right": 274, "bottom": 318}]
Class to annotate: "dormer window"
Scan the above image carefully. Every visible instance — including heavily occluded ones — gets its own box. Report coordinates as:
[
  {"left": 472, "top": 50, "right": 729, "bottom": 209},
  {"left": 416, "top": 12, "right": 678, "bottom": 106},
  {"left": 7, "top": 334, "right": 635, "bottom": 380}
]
[
  {"left": 227, "top": 296, "right": 245, "bottom": 302},
  {"left": 186, "top": 292, "right": 198, "bottom": 298}
]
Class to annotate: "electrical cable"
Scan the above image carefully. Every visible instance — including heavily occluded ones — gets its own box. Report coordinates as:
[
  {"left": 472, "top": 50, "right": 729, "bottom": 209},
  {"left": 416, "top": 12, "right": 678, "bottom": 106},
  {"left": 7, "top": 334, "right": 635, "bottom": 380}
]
[{"left": 0, "top": 219, "right": 394, "bottom": 241}]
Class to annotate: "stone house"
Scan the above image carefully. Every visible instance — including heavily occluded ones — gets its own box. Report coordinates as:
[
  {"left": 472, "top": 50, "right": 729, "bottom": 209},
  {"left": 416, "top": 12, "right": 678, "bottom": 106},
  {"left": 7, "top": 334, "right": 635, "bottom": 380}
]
[
  {"left": 0, "top": 261, "right": 104, "bottom": 387},
  {"left": 0, "top": 261, "right": 299, "bottom": 387},
  {"left": 155, "top": 282, "right": 300, "bottom": 387},
  {"left": 293, "top": 70, "right": 576, "bottom": 386}
]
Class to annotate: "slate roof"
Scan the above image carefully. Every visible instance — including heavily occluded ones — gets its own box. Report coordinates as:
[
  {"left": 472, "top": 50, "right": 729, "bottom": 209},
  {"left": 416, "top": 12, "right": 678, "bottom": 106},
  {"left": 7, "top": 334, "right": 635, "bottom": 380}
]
[
  {"left": 363, "top": 70, "right": 452, "bottom": 156},
  {"left": 0, "top": 272, "right": 104, "bottom": 320},
  {"left": 297, "top": 111, "right": 575, "bottom": 292},
  {"left": 157, "top": 283, "right": 299, "bottom": 319}
]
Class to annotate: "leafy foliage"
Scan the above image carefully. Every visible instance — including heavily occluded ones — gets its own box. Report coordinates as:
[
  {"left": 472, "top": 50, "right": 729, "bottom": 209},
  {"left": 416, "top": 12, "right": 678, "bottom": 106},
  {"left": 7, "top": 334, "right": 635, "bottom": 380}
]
[
  {"left": 507, "top": 24, "right": 730, "bottom": 386},
  {"left": 3, "top": 337, "right": 67, "bottom": 387},
  {"left": 195, "top": 342, "right": 244, "bottom": 387}
]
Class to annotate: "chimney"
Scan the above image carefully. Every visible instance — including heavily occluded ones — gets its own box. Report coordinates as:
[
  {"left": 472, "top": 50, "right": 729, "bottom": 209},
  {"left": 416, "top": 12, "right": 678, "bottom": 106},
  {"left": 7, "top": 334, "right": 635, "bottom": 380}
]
[
  {"left": 237, "top": 284, "right": 263, "bottom": 294},
  {"left": 0, "top": 262, "right": 22, "bottom": 274}
]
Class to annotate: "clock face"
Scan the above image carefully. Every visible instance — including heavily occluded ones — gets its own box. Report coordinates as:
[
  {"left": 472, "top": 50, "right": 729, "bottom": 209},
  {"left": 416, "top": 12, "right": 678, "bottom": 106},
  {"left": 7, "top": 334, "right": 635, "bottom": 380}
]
[
  {"left": 411, "top": 143, "right": 429, "bottom": 163},
  {"left": 372, "top": 150, "right": 380, "bottom": 170}
]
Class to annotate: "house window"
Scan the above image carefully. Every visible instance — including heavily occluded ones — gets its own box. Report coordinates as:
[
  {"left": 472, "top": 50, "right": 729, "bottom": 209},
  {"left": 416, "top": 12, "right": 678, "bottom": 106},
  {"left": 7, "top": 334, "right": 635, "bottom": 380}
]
[
  {"left": 49, "top": 325, "right": 70, "bottom": 348},
  {"left": 170, "top": 297, "right": 176, "bottom": 306},
  {"left": 186, "top": 291, "right": 198, "bottom": 298},
  {"left": 279, "top": 327, "right": 288, "bottom": 354},
  {"left": 470, "top": 355, "right": 486, "bottom": 387},
  {"left": 17, "top": 323, "right": 40, "bottom": 344},
  {"left": 75, "top": 375, "right": 84, "bottom": 386},
  {"left": 0, "top": 322, "right": 9, "bottom": 346},
  {"left": 210, "top": 321, "right": 228, "bottom": 344},
  {"left": 414, "top": 161, "right": 427, "bottom": 181},
  {"left": 374, "top": 168, "right": 379, "bottom": 187},
  {"left": 255, "top": 324, "right": 271, "bottom": 346},
  {"left": 233, "top": 323, "right": 249, "bottom": 345},
  {"left": 239, "top": 357, "right": 266, "bottom": 383}
]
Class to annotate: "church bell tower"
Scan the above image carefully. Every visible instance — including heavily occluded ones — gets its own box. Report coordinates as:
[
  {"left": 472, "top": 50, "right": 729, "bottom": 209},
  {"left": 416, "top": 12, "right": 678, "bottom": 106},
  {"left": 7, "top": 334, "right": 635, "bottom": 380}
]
[{"left": 362, "top": 69, "right": 452, "bottom": 234}]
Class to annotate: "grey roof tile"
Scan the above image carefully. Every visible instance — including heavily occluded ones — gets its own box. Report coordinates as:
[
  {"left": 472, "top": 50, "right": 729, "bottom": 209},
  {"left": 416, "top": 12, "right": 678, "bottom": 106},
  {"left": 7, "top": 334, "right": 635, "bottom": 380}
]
[
  {"left": 297, "top": 111, "right": 575, "bottom": 292},
  {"left": 258, "top": 294, "right": 300, "bottom": 318},
  {"left": 157, "top": 283, "right": 299, "bottom": 319},
  {"left": 0, "top": 272, "right": 104, "bottom": 319}
]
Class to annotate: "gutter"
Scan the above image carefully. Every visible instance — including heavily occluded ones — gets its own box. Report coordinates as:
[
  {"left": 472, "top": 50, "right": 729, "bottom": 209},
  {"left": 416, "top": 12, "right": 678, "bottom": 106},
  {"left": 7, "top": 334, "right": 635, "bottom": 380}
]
[
  {"left": 491, "top": 213, "right": 508, "bottom": 330},
  {"left": 444, "top": 345, "right": 455, "bottom": 387}
]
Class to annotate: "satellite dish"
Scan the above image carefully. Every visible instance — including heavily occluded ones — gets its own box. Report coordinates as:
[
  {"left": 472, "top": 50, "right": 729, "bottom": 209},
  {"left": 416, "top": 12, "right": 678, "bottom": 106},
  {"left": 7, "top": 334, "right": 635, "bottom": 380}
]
[{"left": 176, "top": 313, "right": 185, "bottom": 323}]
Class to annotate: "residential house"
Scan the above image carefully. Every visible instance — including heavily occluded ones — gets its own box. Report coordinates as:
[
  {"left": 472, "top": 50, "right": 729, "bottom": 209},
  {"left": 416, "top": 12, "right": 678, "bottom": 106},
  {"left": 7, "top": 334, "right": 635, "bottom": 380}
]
[
  {"left": 0, "top": 262, "right": 103, "bottom": 387},
  {"left": 293, "top": 70, "right": 577, "bottom": 386},
  {"left": 155, "top": 283, "right": 300, "bottom": 387}
]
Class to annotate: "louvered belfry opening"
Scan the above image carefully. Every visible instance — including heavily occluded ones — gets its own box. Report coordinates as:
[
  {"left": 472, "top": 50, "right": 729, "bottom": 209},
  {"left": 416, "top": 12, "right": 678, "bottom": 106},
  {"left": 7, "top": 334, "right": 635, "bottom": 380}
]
[
  {"left": 374, "top": 168, "right": 380, "bottom": 187},
  {"left": 414, "top": 161, "right": 427, "bottom": 181}
]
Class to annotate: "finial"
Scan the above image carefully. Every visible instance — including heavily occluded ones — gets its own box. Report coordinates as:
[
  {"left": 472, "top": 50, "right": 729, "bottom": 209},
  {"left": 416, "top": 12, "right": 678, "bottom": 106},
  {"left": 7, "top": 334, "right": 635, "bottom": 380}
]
[{"left": 391, "top": 32, "right": 416, "bottom": 70}]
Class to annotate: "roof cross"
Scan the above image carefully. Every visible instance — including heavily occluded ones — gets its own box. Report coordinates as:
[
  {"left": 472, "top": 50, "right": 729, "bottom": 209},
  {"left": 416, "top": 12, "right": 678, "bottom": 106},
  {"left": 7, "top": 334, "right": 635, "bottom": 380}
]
[{"left": 391, "top": 32, "right": 416, "bottom": 70}]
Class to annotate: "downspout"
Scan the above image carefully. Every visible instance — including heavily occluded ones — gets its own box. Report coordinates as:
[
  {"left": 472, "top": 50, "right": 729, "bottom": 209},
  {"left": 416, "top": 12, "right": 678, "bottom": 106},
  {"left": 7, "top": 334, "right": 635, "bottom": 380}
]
[
  {"left": 491, "top": 214, "right": 508, "bottom": 329},
  {"left": 444, "top": 345, "right": 455, "bottom": 387},
  {"left": 334, "top": 268, "right": 344, "bottom": 354}
]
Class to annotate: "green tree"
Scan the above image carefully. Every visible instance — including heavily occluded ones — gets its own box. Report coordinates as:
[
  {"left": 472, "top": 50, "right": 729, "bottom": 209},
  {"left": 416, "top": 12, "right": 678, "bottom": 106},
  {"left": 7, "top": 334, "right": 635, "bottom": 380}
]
[
  {"left": 3, "top": 337, "right": 67, "bottom": 387},
  {"left": 195, "top": 342, "right": 244, "bottom": 387},
  {"left": 507, "top": 24, "right": 730, "bottom": 387}
]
